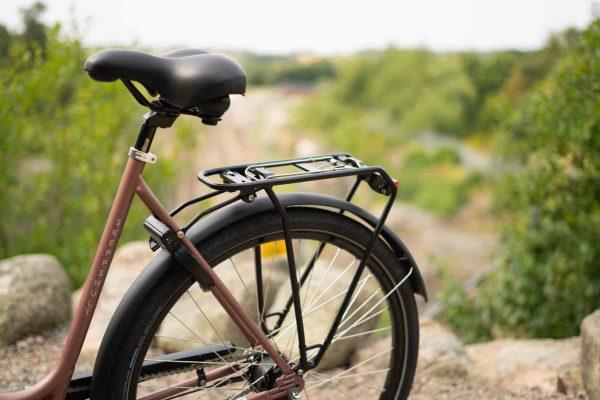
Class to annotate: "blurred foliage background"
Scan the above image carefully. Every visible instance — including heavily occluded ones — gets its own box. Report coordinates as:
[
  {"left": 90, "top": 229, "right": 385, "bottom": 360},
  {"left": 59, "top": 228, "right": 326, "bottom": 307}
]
[
  {"left": 0, "top": 3, "right": 196, "bottom": 286},
  {"left": 441, "top": 22, "right": 600, "bottom": 341},
  {"left": 0, "top": 3, "right": 598, "bottom": 341}
]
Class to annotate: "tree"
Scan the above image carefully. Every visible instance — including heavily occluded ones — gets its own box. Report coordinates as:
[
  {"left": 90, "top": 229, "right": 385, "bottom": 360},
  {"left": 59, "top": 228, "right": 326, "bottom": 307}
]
[
  {"left": 19, "top": 2, "right": 48, "bottom": 59},
  {"left": 0, "top": 24, "right": 12, "bottom": 60}
]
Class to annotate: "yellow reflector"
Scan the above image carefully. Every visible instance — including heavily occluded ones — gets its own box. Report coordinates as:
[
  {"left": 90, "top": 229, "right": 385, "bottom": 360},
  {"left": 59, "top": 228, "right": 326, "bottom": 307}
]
[{"left": 261, "top": 241, "right": 287, "bottom": 257}]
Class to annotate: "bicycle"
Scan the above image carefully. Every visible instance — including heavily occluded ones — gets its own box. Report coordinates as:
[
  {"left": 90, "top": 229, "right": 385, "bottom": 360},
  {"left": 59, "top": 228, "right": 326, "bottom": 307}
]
[{"left": 0, "top": 48, "right": 427, "bottom": 400}]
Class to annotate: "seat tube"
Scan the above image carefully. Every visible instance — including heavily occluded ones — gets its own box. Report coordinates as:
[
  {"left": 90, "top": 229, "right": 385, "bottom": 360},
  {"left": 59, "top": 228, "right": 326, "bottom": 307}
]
[{"left": 57, "top": 156, "right": 145, "bottom": 392}]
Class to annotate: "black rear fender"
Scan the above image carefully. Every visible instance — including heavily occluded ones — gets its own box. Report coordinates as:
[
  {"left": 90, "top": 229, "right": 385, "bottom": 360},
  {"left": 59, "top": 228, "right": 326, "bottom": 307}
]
[{"left": 90, "top": 192, "right": 426, "bottom": 397}]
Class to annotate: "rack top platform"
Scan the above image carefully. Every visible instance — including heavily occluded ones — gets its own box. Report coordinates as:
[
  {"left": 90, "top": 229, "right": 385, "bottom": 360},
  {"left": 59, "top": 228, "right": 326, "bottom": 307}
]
[{"left": 197, "top": 153, "right": 389, "bottom": 192}]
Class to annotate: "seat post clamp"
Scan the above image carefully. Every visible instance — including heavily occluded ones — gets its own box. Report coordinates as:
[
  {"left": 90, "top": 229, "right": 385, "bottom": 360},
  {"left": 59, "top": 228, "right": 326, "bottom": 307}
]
[{"left": 129, "top": 147, "right": 158, "bottom": 164}]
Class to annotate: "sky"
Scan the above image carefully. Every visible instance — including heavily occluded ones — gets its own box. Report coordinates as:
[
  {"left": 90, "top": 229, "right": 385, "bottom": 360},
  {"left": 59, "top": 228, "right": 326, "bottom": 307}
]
[{"left": 1, "top": 0, "right": 596, "bottom": 54}]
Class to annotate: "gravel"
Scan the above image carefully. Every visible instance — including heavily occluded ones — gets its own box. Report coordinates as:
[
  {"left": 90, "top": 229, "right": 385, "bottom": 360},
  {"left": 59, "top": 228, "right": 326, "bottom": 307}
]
[
  {"left": 0, "top": 327, "right": 590, "bottom": 399},
  {"left": 0, "top": 325, "right": 68, "bottom": 391},
  {"left": 410, "top": 376, "right": 588, "bottom": 400},
  {"left": 0, "top": 325, "right": 95, "bottom": 393}
]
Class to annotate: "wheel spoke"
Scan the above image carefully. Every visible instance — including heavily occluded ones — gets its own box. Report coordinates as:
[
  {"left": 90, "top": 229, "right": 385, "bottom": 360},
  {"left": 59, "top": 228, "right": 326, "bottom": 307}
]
[
  {"left": 305, "top": 258, "right": 356, "bottom": 311},
  {"left": 154, "top": 335, "right": 256, "bottom": 354},
  {"left": 340, "top": 273, "right": 372, "bottom": 321},
  {"left": 335, "top": 268, "right": 413, "bottom": 341},
  {"left": 305, "top": 368, "right": 390, "bottom": 389},
  {"left": 306, "top": 348, "right": 393, "bottom": 391},
  {"left": 336, "top": 287, "right": 382, "bottom": 331},
  {"left": 333, "top": 325, "right": 391, "bottom": 342},
  {"left": 333, "top": 306, "right": 389, "bottom": 342},
  {"left": 268, "top": 273, "right": 374, "bottom": 340},
  {"left": 229, "top": 257, "right": 249, "bottom": 295},
  {"left": 167, "top": 311, "right": 235, "bottom": 369},
  {"left": 186, "top": 290, "right": 229, "bottom": 347},
  {"left": 304, "top": 248, "right": 341, "bottom": 308}
]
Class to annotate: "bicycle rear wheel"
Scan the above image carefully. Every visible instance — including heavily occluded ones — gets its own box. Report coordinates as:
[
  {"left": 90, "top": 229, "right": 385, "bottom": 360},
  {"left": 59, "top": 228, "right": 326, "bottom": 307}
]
[{"left": 90, "top": 207, "right": 419, "bottom": 399}]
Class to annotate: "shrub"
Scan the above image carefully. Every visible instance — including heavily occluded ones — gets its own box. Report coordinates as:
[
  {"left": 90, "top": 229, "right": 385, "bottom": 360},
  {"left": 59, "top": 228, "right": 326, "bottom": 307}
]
[
  {"left": 396, "top": 146, "right": 478, "bottom": 216},
  {"left": 441, "top": 20, "right": 600, "bottom": 341},
  {"left": 0, "top": 18, "right": 196, "bottom": 287}
]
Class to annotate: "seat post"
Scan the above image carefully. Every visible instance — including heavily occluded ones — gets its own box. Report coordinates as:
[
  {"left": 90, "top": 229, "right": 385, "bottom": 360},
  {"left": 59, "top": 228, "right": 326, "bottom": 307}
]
[{"left": 133, "top": 110, "right": 179, "bottom": 152}]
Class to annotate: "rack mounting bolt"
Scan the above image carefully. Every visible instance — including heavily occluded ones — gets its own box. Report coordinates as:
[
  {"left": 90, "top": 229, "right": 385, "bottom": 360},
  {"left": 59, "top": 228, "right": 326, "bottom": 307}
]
[{"left": 177, "top": 231, "right": 185, "bottom": 239}]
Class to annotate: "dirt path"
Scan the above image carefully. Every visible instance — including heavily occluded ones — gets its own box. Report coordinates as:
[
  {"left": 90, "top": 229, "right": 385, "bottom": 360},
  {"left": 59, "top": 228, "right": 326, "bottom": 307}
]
[{"left": 387, "top": 200, "right": 497, "bottom": 310}]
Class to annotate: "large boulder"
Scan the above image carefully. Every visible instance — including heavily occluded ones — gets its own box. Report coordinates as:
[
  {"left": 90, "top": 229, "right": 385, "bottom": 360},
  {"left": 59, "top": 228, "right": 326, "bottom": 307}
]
[
  {"left": 417, "top": 318, "right": 471, "bottom": 378},
  {"left": 466, "top": 336, "right": 582, "bottom": 395},
  {"left": 0, "top": 254, "right": 71, "bottom": 345},
  {"left": 74, "top": 243, "right": 382, "bottom": 374},
  {"left": 581, "top": 309, "right": 600, "bottom": 400}
]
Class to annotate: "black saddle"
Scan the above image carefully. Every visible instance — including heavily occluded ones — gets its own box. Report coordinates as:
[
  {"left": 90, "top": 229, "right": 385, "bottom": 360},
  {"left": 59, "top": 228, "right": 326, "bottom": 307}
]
[{"left": 83, "top": 49, "right": 246, "bottom": 112}]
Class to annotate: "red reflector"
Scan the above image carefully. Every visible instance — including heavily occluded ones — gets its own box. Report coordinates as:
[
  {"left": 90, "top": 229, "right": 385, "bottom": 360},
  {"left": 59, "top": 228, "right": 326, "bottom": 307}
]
[{"left": 392, "top": 179, "right": 399, "bottom": 188}]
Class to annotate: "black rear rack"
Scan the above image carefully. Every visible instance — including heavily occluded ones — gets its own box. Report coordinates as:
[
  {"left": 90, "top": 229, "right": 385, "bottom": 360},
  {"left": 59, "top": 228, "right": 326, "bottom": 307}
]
[
  {"left": 145, "top": 153, "right": 399, "bottom": 371},
  {"left": 197, "top": 153, "right": 396, "bottom": 196}
]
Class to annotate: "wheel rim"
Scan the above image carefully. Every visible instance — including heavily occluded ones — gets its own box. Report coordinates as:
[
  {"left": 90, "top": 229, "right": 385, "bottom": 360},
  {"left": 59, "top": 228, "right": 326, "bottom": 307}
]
[{"left": 128, "top": 229, "right": 410, "bottom": 400}]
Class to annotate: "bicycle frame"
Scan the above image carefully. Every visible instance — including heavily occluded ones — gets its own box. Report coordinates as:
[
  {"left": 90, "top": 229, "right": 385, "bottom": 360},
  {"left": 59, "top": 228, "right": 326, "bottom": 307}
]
[
  {"left": 0, "top": 109, "right": 404, "bottom": 400},
  {"left": 0, "top": 118, "right": 305, "bottom": 400}
]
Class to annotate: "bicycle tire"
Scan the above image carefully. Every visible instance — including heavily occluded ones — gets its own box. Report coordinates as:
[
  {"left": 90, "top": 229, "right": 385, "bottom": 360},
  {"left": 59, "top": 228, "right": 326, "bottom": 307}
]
[{"left": 90, "top": 207, "right": 419, "bottom": 399}]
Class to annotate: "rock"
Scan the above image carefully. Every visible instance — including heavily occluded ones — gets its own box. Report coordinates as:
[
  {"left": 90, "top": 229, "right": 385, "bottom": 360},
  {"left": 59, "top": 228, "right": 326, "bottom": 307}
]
[
  {"left": 417, "top": 318, "right": 471, "bottom": 378},
  {"left": 466, "top": 336, "right": 582, "bottom": 395},
  {"left": 581, "top": 309, "right": 600, "bottom": 400},
  {"left": 0, "top": 254, "right": 71, "bottom": 346},
  {"left": 272, "top": 261, "right": 383, "bottom": 371},
  {"left": 73, "top": 241, "right": 155, "bottom": 362}
]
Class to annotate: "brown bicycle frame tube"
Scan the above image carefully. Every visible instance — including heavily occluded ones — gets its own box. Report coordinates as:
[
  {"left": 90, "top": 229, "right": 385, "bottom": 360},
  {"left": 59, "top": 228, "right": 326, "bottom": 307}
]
[
  {"left": 137, "top": 365, "right": 238, "bottom": 400},
  {"left": 0, "top": 155, "right": 295, "bottom": 400}
]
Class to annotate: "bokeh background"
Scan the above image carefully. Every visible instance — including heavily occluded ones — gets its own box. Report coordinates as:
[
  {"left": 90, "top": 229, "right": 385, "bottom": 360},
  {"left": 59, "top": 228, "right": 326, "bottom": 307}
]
[{"left": 0, "top": 1, "right": 598, "bottom": 397}]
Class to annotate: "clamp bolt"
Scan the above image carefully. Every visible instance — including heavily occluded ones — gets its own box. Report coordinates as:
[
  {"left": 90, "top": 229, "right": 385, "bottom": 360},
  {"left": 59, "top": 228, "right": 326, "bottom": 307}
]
[{"left": 177, "top": 231, "right": 185, "bottom": 239}]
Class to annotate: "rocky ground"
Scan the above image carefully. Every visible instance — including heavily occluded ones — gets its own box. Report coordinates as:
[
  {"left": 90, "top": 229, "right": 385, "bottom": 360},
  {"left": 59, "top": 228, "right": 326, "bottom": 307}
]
[
  {"left": 0, "top": 318, "right": 588, "bottom": 398},
  {"left": 0, "top": 241, "right": 590, "bottom": 398},
  {"left": 0, "top": 247, "right": 589, "bottom": 400}
]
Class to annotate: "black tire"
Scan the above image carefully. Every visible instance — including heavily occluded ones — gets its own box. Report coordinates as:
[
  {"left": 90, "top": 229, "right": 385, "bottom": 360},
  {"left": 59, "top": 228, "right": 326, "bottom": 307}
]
[{"left": 90, "top": 208, "right": 419, "bottom": 399}]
